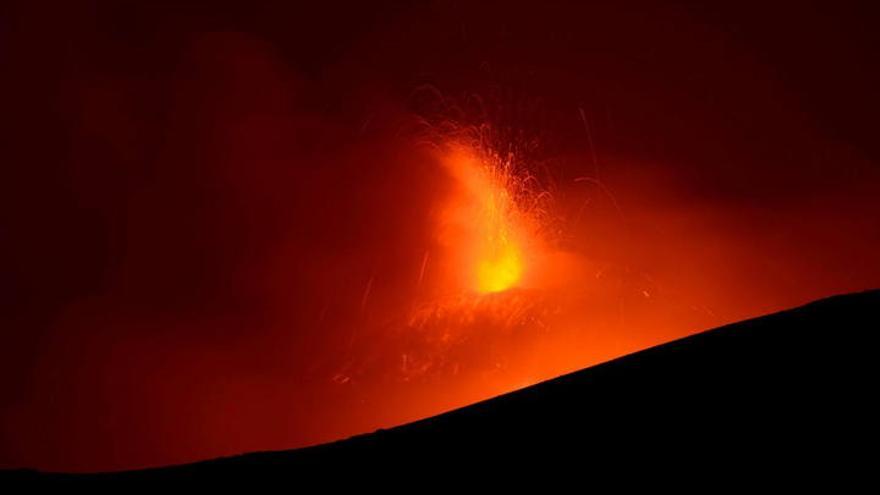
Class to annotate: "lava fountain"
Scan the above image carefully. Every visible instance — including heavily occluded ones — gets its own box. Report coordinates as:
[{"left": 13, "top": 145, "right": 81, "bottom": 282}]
[{"left": 436, "top": 141, "right": 547, "bottom": 295}]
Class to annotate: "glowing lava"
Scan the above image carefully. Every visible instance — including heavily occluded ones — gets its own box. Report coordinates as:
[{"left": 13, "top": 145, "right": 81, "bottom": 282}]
[
  {"left": 477, "top": 242, "right": 522, "bottom": 293},
  {"left": 438, "top": 143, "right": 536, "bottom": 294}
]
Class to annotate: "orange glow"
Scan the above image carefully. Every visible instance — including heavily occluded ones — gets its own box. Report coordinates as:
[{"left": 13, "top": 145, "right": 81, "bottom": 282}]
[{"left": 436, "top": 143, "right": 541, "bottom": 294}]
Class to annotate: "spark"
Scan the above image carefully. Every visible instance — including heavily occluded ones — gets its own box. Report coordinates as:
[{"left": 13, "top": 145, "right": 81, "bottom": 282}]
[
  {"left": 361, "top": 275, "right": 374, "bottom": 311},
  {"left": 578, "top": 107, "right": 600, "bottom": 181},
  {"left": 417, "top": 250, "right": 430, "bottom": 287}
]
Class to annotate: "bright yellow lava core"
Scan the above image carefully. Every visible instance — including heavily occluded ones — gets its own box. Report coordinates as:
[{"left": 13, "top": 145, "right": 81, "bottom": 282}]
[{"left": 477, "top": 243, "right": 523, "bottom": 293}]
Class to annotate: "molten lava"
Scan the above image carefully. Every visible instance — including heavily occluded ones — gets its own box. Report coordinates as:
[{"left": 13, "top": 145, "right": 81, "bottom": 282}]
[
  {"left": 478, "top": 243, "right": 522, "bottom": 293},
  {"left": 438, "top": 143, "right": 538, "bottom": 294}
]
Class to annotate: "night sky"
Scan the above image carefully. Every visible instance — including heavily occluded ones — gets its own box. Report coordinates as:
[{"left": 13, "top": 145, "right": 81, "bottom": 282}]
[{"left": 2, "top": 0, "right": 879, "bottom": 471}]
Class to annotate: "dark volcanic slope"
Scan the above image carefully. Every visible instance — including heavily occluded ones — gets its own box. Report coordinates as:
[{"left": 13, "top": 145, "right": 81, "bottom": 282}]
[{"left": 6, "top": 290, "right": 878, "bottom": 483}]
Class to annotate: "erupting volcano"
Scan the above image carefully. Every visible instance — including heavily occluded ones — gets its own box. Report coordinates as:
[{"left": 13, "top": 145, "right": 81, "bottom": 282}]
[{"left": 2, "top": 0, "right": 879, "bottom": 477}]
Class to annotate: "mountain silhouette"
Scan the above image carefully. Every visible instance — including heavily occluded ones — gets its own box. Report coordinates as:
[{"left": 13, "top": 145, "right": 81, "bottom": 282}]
[{"left": 4, "top": 289, "right": 877, "bottom": 485}]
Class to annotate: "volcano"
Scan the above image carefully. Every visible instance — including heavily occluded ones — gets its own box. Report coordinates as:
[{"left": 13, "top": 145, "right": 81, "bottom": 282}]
[{"left": 5, "top": 289, "right": 876, "bottom": 484}]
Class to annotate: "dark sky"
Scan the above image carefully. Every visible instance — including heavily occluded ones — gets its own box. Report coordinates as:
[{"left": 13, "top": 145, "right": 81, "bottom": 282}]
[{"left": 2, "top": 0, "right": 879, "bottom": 471}]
